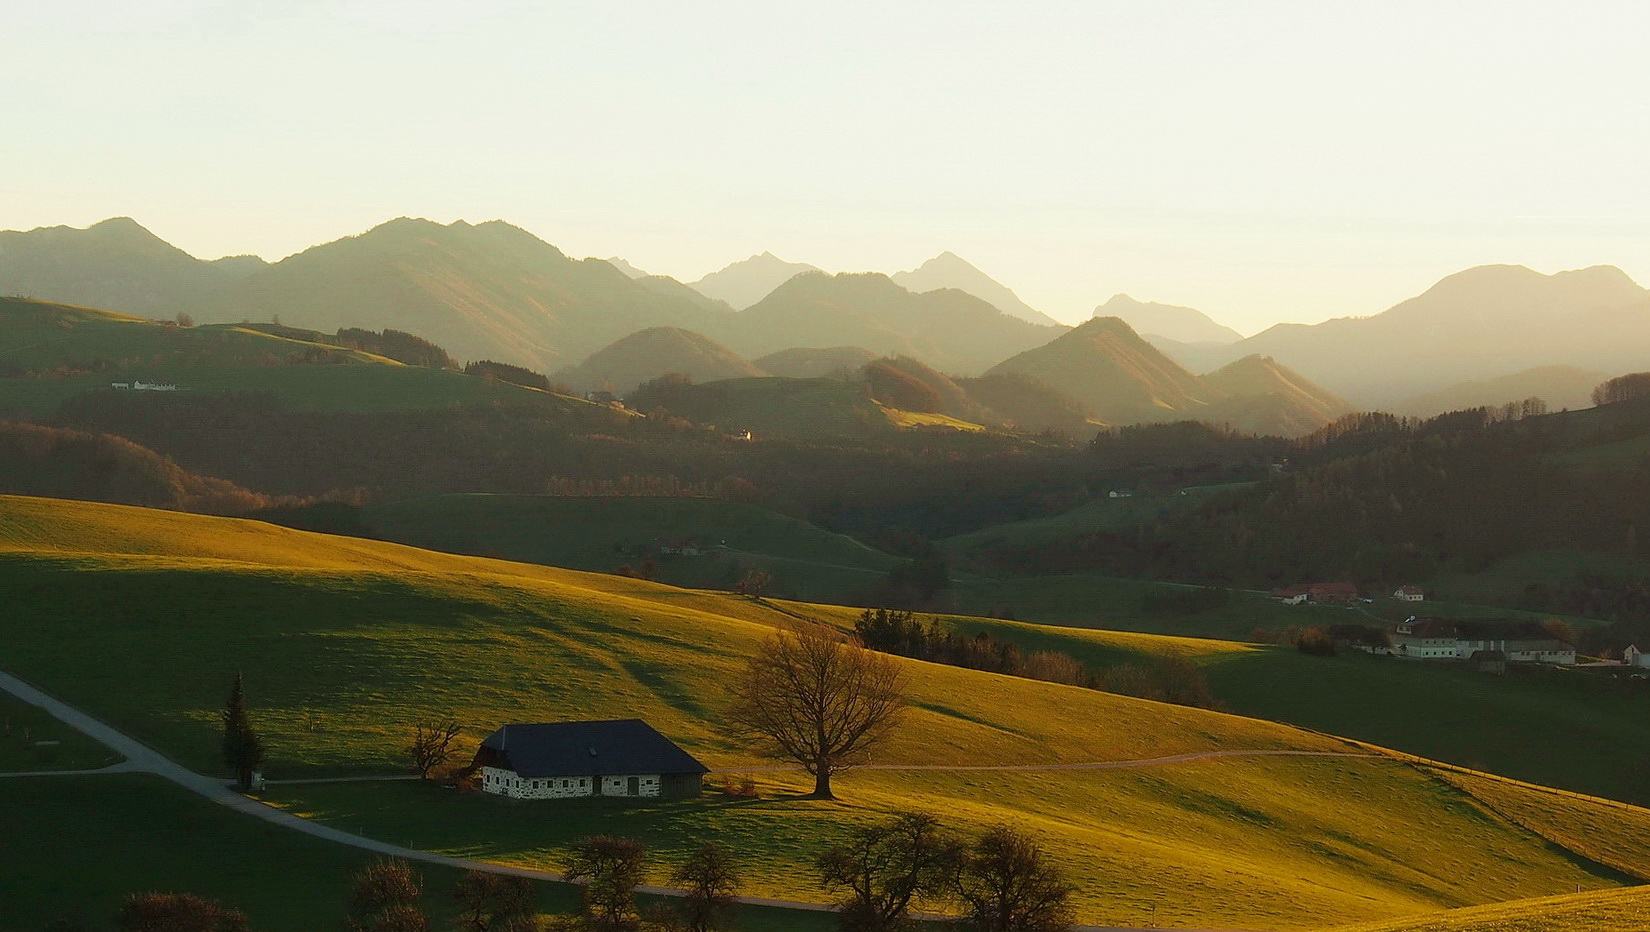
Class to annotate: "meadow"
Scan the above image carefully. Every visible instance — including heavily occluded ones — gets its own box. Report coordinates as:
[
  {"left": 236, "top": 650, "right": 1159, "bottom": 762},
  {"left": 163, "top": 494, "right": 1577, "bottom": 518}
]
[
  {"left": 3, "top": 495, "right": 1649, "bottom": 928},
  {"left": 1323, "top": 886, "right": 1650, "bottom": 932},
  {"left": 0, "top": 689, "right": 121, "bottom": 772}
]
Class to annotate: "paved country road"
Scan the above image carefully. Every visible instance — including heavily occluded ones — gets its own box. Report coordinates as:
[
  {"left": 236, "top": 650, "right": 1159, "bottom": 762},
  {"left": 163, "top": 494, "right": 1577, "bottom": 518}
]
[{"left": 0, "top": 668, "right": 1300, "bottom": 932}]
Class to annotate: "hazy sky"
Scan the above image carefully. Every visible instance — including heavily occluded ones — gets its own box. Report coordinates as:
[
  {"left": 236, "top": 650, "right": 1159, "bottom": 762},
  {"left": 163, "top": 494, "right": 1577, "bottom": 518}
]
[{"left": 5, "top": 0, "right": 1648, "bottom": 333}]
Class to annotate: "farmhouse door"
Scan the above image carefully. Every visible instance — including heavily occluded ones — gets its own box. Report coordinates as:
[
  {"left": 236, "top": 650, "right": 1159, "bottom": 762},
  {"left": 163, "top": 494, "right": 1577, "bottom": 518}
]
[{"left": 627, "top": 776, "right": 639, "bottom": 795}]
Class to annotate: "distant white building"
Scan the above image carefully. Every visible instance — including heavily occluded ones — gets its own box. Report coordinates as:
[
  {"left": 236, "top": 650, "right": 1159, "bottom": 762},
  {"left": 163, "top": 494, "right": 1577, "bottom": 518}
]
[
  {"left": 1393, "top": 586, "right": 1425, "bottom": 602},
  {"left": 1392, "top": 617, "right": 1575, "bottom": 666},
  {"left": 132, "top": 380, "right": 179, "bottom": 392},
  {"left": 1625, "top": 645, "right": 1647, "bottom": 668}
]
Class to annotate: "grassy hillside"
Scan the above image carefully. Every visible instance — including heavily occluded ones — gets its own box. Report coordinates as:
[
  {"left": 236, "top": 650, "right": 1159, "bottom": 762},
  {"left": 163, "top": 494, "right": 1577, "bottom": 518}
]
[
  {"left": 631, "top": 375, "right": 947, "bottom": 439},
  {"left": 0, "top": 690, "right": 121, "bottom": 772},
  {"left": 0, "top": 495, "right": 1646, "bottom": 929},
  {"left": 0, "top": 296, "right": 578, "bottom": 414},
  {"left": 363, "top": 494, "right": 902, "bottom": 603},
  {"left": 1323, "top": 886, "right": 1650, "bottom": 932}
]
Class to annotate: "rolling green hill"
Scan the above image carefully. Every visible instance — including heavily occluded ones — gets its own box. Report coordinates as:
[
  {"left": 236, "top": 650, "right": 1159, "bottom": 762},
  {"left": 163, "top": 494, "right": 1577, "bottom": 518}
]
[
  {"left": 1323, "top": 886, "right": 1650, "bottom": 932},
  {"left": 0, "top": 295, "right": 589, "bottom": 414},
  {"left": 362, "top": 494, "right": 902, "bottom": 603},
  {"left": 553, "top": 326, "right": 767, "bottom": 394},
  {"left": 629, "top": 375, "right": 977, "bottom": 439},
  {"left": 1202, "top": 354, "right": 1354, "bottom": 436},
  {"left": 1, "top": 495, "right": 1647, "bottom": 929},
  {"left": 751, "top": 345, "right": 876, "bottom": 379}
]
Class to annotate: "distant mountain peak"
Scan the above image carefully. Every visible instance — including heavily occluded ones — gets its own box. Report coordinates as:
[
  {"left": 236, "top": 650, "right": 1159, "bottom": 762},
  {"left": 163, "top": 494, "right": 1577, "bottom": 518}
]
[
  {"left": 604, "top": 256, "right": 651, "bottom": 280},
  {"left": 1094, "top": 294, "right": 1243, "bottom": 345},
  {"left": 891, "top": 252, "right": 1061, "bottom": 327},
  {"left": 689, "top": 252, "right": 823, "bottom": 310}
]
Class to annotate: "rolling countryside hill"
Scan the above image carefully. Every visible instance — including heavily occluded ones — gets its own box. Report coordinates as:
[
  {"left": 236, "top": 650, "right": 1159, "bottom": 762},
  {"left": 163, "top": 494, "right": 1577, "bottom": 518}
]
[
  {"left": 0, "top": 296, "right": 581, "bottom": 415},
  {"left": 552, "top": 326, "right": 767, "bottom": 394},
  {"left": 1202, "top": 354, "right": 1355, "bottom": 436},
  {"left": 752, "top": 345, "right": 877, "bottom": 378},
  {"left": 1392, "top": 365, "right": 1610, "bottom": 419},
  {"left": 2, "top": 494, "right": 1647, "bottom": 930},
  {"left": 891, "top": 252, "right": 1062, "bottom": 326}
]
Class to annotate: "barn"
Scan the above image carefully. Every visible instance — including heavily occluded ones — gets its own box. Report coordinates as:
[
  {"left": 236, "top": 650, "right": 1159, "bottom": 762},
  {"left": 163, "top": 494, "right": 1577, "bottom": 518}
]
[{"left": 471, "top": 719, "right": 707, "bottom": 800}]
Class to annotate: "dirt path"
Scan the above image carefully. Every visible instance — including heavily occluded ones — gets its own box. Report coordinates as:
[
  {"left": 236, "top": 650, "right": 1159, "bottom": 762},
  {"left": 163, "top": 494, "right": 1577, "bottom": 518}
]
[{"left": 0, "top": 667, "right": 1279, "bottom": 932}]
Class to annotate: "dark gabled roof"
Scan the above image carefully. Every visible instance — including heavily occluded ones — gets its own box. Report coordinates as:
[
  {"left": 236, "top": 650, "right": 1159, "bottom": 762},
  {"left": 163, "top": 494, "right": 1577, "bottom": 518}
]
[
  {"left": 1396, "top": 617, "right": 1574, "bottom": 647},
  {"left": 480, "top": 720, "right": 707, "bottom": 778}
]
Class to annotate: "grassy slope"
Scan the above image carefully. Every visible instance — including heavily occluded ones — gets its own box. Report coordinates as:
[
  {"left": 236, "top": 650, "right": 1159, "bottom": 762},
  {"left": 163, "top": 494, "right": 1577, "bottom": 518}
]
[
  {"left": 363, "top": 494, "right": 901, "bottom": 604},
  {"left": 0, "top": 297, "right": 577, "bottom": 414},
  {"left": 0, "top": 497, "right": 1645, "bottom": 928},
  {"left": 1323, "top": 887, "right": 1650, "bottom": 932},
  {"left": 0, "top": 689, "right": 121, "bottom": 772}
]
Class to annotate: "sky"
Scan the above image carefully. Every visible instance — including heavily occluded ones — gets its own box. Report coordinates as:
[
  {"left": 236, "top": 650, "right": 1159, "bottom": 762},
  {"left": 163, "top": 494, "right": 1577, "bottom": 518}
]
[{"left": 4, "top": 0, "right": 1648, "bottom": 334}]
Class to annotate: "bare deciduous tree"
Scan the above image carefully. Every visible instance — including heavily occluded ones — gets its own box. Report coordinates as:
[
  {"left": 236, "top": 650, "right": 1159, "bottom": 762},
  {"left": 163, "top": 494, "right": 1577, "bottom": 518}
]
[
  {"left": 667, "top": 843, "right": 740, "bottom": 932},
  {"left": 115, "top": 892, "right": 248, "bottom": 932},
  {"left": 407, "top": 721, "right": 464, "bottom": 780},
  {"left": 817, "top": 813, "right": 962, "bottom": 932},
  {"left": 954, "top": 825, "right": 1076, "bottom": 932},
  {"left": 349, "top": 859, "right": 429, "bottom": 932},
  {"left": 565, "top": 835, "right": 647, "bottom": 930},
  {"left": 728, "top": 622, "right": 907, "bottom": 799},
  {"left": 453, "top": 870, "right": 536, "bottom": 931}
]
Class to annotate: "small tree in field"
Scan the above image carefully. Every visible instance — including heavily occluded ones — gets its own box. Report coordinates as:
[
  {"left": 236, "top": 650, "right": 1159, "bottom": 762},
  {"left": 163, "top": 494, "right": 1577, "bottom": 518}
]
[
  {"left": 565, "top": 835, "right": 647, "bottom": 930},
  {"left": 349, "top": 859, "right": 429, "bottom": 932},
  {"left": 115, "top": 892, "right": 248, "bottom": 932},
  {"left": 734, "top": 569, "right": 773, "bottom": 599},
  {"left": 453, "top": 870, "right": 536, "bottom": 931},
  {"left": 406, "top": 720, "right": 464, "bottom": 779},
  {"left": 221, "top": 673, "right": 265, "bottom": 791},
  {"left": 728, "top": 622, "right": 906, "bottom": 799},
  {"left": 954, "top": 826, "right": 1076, "bottom": 932},
  {"left": 817, "top": 813, "right": 961, "bottom": 932},
  {"left": 668, "top": 843, "right": 740, "bottom": 932}
]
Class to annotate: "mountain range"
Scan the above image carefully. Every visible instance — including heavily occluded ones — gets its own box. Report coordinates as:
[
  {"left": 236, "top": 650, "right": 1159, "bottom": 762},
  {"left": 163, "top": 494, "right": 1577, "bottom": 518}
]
[
  {"left": 1182, "top": 265, "right": 1650, "bottom": 405},
  {"left": 987, "top": 317, "right": 1351, "bottom": 433}
]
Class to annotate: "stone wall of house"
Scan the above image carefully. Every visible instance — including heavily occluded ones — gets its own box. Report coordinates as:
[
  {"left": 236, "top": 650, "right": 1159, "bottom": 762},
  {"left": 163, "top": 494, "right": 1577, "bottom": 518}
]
[
  {"left": 480, "top": 767, "right": 665, "bottom": 799},
  {"left": 602, "top": 774, "right": 661, "bottom": 797},
  {"left": 481, "top": 767, "right": 595, "bottom": 799}
]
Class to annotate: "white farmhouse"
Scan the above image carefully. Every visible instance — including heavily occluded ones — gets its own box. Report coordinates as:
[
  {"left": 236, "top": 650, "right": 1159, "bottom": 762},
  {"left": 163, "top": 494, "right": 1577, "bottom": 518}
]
[
  {"left": 471, "top": 719, "right": 707, "bottom": 801},
  {"left": 1393, "top": 585, "right": 1424, "bottom": 602},
  {"left": 1625, "top": 644, "right": 1648, "bottom": 668}
]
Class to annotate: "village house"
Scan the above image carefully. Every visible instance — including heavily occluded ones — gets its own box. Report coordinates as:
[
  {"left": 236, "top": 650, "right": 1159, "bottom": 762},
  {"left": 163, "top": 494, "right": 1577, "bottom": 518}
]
[
  {"left": 1624, "top": 644, "right": 1648, "bottom": 668},
  {"left": 1393, "top": 585, "right": 1425, "bottom": 602},
  {"left": 656, "top": 538, "right": 701, "bottom": 556},
  {"left": 1391, "top": 617, "right": 1575, "bottom": 666},
  {"left": 472, "top": 719, "right": 707, "bottom": 801}
]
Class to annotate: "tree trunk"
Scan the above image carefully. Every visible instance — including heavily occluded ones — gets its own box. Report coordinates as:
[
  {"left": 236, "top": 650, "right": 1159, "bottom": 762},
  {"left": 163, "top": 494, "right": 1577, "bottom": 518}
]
[{"left": 812, "top": 769, "right": 834, "bottom": 799}]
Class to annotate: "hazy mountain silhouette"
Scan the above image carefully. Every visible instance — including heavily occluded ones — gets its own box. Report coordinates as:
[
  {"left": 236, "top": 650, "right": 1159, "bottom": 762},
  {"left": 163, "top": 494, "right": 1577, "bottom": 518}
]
[
  {"left": 985, "top": 317, "right": 1215, "bottom": 425},
  {"left": 755, "top": 346, "right": 878, "bottom": 379},
  {"left": 717, "top": 271, "right": 1063, "bottom": 375},
  {"left": 1201, "top": 354, "right": 1353, "bottom": 436},
  {"left": 892, "top": 252, "right": 1061, "bottom": 326},
  {"left": 194, "top": 218, "right": 733, "bottom": 371},
  {"left": 553, "top": 327, "right": 766, "bottom": 393},
  {"left": 1214, "top": 265, "right": 1650, "bottom": 404},
  {"left": 688, "top": 252, "right": 822, "bottom": 310},
  {"left": 605, "top": 256, "right": 650, "bottom": 279},
  {"left": 0, "top": 217, "right": 265, "bottom": 314},
  {"left": 1392, "top": 365, "right": 1611, "bottom": 418},
  {"left": 1094, "top": 294, "right": 1242, "bottom": 344}
]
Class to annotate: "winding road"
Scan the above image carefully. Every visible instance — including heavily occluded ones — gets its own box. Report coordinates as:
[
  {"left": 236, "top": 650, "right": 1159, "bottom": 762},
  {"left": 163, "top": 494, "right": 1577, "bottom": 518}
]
[{"left": 0, "top": 667, "right": 1347, "bottom": 932}]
